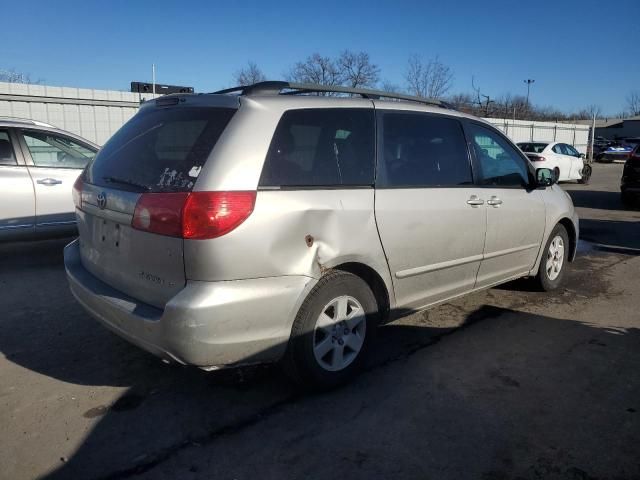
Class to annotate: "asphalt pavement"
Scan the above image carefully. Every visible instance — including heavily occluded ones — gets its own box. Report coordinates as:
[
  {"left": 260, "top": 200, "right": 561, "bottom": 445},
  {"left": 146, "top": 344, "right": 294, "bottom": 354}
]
[{"left": 0, "top": 162, "right": 638, "bottom": 480}]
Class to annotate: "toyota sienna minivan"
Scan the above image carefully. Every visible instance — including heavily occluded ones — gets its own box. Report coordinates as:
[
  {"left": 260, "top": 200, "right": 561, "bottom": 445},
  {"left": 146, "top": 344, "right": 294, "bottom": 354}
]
[{"left": 65, "top": 81, "right": 579, "bottom": 389}]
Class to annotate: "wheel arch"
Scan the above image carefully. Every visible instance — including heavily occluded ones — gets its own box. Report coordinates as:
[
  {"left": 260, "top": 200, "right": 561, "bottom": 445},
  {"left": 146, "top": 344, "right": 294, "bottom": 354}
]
[
  {"left": 333, "top": 262, "right": 391, "bottom": 324},
  {"left": 558, "top": 217, "right": 577, "bottom": 262}
]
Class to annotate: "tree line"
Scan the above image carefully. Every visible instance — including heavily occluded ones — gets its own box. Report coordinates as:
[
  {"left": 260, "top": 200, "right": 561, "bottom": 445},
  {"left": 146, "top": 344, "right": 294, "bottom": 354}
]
[
  {"left": 233, "top": 52, "right": 639, "bottom": 122},
  {"left": 3, "top": 58, "right": 639, "bottom": 121}
]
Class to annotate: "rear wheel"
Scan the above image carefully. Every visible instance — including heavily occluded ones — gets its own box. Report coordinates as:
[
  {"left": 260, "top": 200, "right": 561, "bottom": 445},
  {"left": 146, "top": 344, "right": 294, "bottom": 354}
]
[
  {"left": 535, "top": 224, "right": 569, "bottom": 291},
  {"left": 554, "top": 167, "right": 561, "bottom": 182},
  {"left": 578, "top": 164, "right": 592, "bottom": 184},
  {"left": 282, "top": 270, "right": 378, "bottom": 390}
]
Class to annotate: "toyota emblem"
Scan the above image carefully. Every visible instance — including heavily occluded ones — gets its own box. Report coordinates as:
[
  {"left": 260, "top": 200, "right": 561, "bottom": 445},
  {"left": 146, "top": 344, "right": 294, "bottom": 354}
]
[{"left": 97, "top": 192, "right": 107, "bottom": 210}]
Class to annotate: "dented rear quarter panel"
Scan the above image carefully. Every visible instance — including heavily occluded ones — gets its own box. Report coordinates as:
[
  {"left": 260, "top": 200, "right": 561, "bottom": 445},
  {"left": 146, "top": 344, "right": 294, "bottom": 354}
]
[
  {"left": 183, "top": 189, "right": 395, "bottom": 305},
  {"left": 185, "top": 95, "right": 396, "bottom": 309}
]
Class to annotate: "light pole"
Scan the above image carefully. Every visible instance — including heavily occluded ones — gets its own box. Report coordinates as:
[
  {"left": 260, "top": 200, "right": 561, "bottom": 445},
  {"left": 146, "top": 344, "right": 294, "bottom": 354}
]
[{"left": 524, "top": 79, "right": 535, "bottom": 106}]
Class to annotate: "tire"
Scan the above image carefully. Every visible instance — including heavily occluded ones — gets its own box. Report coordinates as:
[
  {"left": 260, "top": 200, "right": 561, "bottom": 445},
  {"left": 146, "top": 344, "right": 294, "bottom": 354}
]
[
  {"left": 282, "top": 270, "right": 378, "bottom": 390},
  {"left": 535, "top": 224, "right": 569, "bottom": 292},
  {"left": 578, "top": 164, "right": 592, "bottom": 184},
  {"left": 553, "top": 167, "right": 560, "bottom": 182}
]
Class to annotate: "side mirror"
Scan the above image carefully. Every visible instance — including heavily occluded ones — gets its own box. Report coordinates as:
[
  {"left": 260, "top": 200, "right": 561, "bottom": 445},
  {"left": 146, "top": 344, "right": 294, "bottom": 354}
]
[
  {"left": 579, "top": 153, "right": 586, "bottom": 159},
  {"left": 536, "top": 168, "right": 556, "bottom": 187}
]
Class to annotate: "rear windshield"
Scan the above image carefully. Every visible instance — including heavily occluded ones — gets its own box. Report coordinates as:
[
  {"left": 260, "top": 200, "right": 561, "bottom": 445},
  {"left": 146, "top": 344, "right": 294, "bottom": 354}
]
[
  {"left": 518, "top": 142, "right": 547, "bottom": 153},
  {"left": 86, "top": 107, "right": 235, "bottom": 192}
]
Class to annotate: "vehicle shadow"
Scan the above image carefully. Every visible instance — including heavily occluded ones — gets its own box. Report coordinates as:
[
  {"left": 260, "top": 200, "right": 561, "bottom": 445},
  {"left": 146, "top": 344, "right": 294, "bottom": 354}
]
[
  {"left": 565, "top": 189, "right": 628, "bottom": 211},
  {"left": 580, "top": 218, "right": 640, "bottom": 252},
  {"left": 41, "top": 306, "right": 640, "bottom": 480}
]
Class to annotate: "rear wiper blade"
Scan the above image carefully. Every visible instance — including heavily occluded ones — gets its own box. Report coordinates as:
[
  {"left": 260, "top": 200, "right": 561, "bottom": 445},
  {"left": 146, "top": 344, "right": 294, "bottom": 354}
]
[{"left": 102, "top": 176, "right": 151, "bottom": 192}]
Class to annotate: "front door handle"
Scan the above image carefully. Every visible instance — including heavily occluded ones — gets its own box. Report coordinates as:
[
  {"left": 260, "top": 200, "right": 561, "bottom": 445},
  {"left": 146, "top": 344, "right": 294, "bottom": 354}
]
[
  {"left": 37, "top": 178, "right": 63, "bottom": 186},
  {"left": 466, "top": 195, "right": 484, "bottom": 206},
  {"left": 487, "top": 196, "right": 503, "bottom": 207}
]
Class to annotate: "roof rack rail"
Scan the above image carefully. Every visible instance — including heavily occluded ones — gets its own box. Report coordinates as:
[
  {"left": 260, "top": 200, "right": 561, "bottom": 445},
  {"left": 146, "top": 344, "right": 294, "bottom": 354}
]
[
  {"left": 211, "top": 81, "right": 452, "bottom": 109},
  {"left": 0, "top": 116, "right": 55, "bottom": 128}
]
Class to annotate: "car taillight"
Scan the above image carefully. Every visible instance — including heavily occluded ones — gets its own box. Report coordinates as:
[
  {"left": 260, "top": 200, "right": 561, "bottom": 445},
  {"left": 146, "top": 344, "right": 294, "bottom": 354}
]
[
  {"left": 131, "top": 191, "right": 256, "bottom": 239},
  {"left": 72, "top": 176, "right": 83, "bottom": 209},
  {"left": 183, "top": 191, "right": 256, "bottom": 239},
  {"left": 530, "top": 156, "right": 545, "bottom": 161},
  {"left": 132, "top": 192, "right": 189, "bottom": 237}
]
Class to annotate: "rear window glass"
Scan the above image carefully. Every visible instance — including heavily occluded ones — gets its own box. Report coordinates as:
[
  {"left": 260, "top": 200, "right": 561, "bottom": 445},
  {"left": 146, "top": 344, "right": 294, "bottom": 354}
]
[
  {"left": 86, "top": 107, "right": 235, "bottom": 192},
  {"left": 518, "top": 143, "right": 547, "bottom": 153},
  {"left": 259, "top": 108, "right": 375, "bottom": 187}
]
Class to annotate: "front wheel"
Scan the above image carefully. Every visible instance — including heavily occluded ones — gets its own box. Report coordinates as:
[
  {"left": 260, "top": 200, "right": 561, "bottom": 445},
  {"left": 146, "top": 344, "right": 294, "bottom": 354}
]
[
  {"left": 578, "top": 164, "right": 592, "bottom": 184},
  {"left": 282, "top": 270, "right": 378, "bottom": 390},
  {"left": 535, "top": 224, "right": 569, "bottom": 291}
]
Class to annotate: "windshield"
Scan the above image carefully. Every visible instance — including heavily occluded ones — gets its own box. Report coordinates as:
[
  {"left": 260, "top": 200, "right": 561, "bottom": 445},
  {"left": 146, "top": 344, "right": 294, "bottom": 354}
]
[{"left": 85, "top": 106, "right": 235, "bottom": 192}]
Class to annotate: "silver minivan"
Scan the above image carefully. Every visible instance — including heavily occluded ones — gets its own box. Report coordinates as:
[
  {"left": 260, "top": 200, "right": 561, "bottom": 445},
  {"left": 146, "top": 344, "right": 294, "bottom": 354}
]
[{"left": 65, "top": 82, "right": 578, "bottom": 388}]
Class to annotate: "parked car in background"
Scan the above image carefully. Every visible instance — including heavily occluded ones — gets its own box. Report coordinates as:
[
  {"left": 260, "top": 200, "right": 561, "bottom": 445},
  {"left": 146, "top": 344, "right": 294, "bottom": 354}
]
[
  {"left": 592, "top": 138, "right": 614, "bottom": 160},
  {"left": 517, "top": 141, "right": 591, "bottom": 183},
  {"left": 0, "top": 118, "right": 99, "bottom": 241},
  {"left": 621, "top": 144, "right": 640, "bottom": 206},
  {"left": 65, "top": 81, "right": 579, "bottom": 389},
  {"left": 599, "top": 144, "right": 635, "bottom": 163}
]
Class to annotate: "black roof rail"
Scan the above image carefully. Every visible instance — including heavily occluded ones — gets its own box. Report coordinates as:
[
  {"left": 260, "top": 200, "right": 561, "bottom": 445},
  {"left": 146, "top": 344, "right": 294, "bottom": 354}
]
[{"left": 211, "top": 81, "right": 452, "bottom": 109}]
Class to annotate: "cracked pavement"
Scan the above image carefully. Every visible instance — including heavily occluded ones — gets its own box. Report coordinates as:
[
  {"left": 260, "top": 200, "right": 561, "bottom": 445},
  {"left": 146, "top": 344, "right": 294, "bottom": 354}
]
[{"left": 1, "top": 163, "right": 639, "bottom": 480}]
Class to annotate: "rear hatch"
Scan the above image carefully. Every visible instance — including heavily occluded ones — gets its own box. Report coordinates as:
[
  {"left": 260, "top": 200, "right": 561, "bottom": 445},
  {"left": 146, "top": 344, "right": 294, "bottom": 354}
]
[{"left": 76, "top": 96, "right": 237, "bottom": 308}]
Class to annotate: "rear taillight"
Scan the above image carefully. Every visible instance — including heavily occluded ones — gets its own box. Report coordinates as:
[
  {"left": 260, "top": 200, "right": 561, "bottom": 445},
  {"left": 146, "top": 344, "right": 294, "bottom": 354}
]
[
  {"left": 529, "top": 156, "right": 545, "bottom": 162},
  {"left": 131, "top": 191, "right": 256, "bottom": 239},
  {"left": 183, "top": 191, "right": 256, "bottom": 239},
  {"left": 132, "top": 192, "right": 189, "bottom": 237},
  {"left": 72, "top": 176, "right": 83, "bottom": 209}
]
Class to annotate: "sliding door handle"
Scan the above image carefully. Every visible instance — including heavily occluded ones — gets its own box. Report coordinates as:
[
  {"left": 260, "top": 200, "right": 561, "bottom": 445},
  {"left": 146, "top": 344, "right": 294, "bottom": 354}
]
[
  {"left": 466, "top": 195, "right": 484, "bottom": 206},
  {"left": 487, "top": 196, "right": 503, "bottom": 206}
]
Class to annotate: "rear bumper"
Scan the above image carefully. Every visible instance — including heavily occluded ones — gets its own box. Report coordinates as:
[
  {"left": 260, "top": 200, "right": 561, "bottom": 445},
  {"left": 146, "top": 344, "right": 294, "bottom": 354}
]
[{"left": 64, "top": 239, "right": 314, "bottom": 368}]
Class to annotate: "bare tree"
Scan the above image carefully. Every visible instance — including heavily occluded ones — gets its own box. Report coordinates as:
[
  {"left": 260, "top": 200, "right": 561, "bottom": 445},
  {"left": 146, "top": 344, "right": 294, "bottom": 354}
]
[
  {"left": 337, "top": 50, "right": 379, "bottom": 89},
  {"left": 233, "top": 61, "right": 266, "bottom": 86},
  {"left": 286, "top": 53, "right": 343, "bottom": 90},
  {"left": 405, "top": 54, "right": 453, "bottom": 98},
  {"left": 0, "top": 68, "right": 42, "bottom": 84},
  {"left": 380, "top": 80, "right": 402, "bottom": 93},
  {"left": 447, "top": 93, "right": 475, "bottom": 112},
  {"left": 627, "top": 91, "right": 640, "bottom": 116},
  {"left": 575, "top": 104, "right": 602, "bottom": 120}
]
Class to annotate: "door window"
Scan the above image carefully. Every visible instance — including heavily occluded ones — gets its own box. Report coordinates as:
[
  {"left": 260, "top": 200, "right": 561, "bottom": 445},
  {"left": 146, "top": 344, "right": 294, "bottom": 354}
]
[
  {"left": 563, "top": 144, "right": 579, "bottom": 156},
  {"left": 21, "top": 130, "right": 96, "bottom": 169},
  {"left": 467, "top": 123, "right": 530, "bottom": 187},
  {"left": 0, "top": 130, "right": 17, "bottom": 166},
  {"left": 552, "top": 144, "right": 564, "bottom": 154},
  {"left": 377, "top": 113, "right": 472, "bottom": 187},
  {"left": 259, "top": 109, "right": 375, "bottom": 187}
]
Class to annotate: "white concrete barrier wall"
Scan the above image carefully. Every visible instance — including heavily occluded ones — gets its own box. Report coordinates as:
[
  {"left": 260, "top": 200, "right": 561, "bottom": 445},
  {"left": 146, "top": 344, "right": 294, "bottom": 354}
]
[{"left": 1, "top": 81, "right": 590, "bottom": 152}]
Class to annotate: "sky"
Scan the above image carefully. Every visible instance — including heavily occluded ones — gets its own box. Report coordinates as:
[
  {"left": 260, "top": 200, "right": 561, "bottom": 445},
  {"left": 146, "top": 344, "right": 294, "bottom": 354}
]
[{"left": 4, "top": 0, "right": 639, "bottom": 116}]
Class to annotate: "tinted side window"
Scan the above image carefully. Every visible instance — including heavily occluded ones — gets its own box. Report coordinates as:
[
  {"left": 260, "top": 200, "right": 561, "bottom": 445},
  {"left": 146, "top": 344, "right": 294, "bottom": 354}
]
[
  {"left": 377, "top": 113, "right": 472, "bottom": 187},
  {"left": 21, "top": 130, "right": 96, "bottom": 169},
  {"left": 552, "top": 144, "right": 563, "bottom": 154},
  {"left": 563, "top": 144, "right": 579, "bottom": 156},
  {"left": 468, "top": 123, "right": 529, "bottom": 187},
  {"left": 0, "top": 130, "right": 17, "bottom": 166},
  {"left": 259, "top": 109, "right": 374, "bottom": 187}
]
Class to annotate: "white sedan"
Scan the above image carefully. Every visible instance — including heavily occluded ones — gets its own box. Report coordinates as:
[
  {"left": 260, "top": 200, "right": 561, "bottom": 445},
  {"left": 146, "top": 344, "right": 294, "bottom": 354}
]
[{"left": 517, "top": 142, "right": 591, "bottom": 184}]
